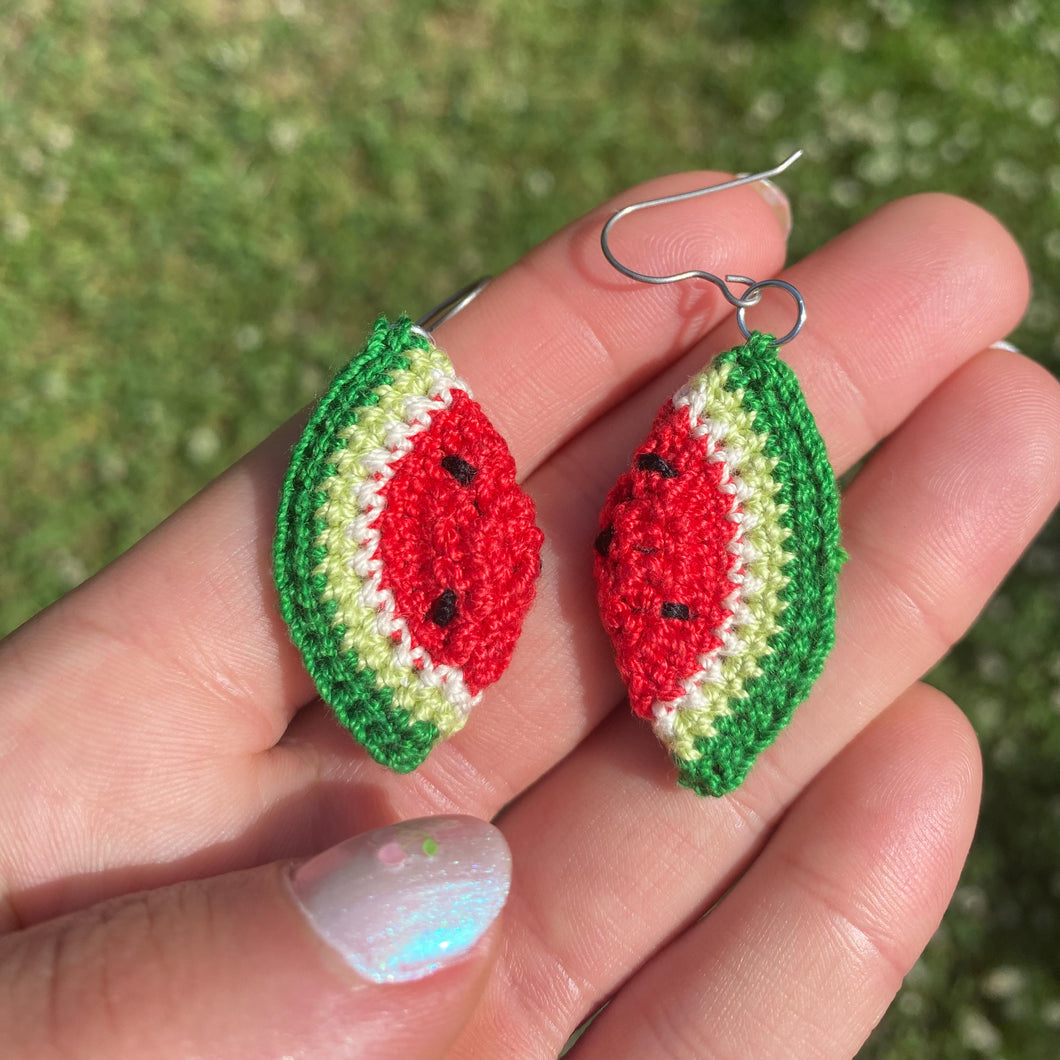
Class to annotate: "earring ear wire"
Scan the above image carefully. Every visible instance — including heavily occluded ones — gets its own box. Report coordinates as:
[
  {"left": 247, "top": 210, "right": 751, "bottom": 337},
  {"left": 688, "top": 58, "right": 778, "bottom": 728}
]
[
  {"left": 411, "top": 276, "right": 492, "bottom": 341},
  {"left": 600, "top": 150, "right": 806, "bottom": 346}
]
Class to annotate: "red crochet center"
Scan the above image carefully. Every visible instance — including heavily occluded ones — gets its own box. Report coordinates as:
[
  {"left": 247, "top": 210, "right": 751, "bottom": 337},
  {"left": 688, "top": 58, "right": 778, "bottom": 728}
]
[
  {"left": 595, "top": 400, "right": 739, "bottom": 718},
  {"left": 374, "top": 388, "right": 543, "bottom": 695}
]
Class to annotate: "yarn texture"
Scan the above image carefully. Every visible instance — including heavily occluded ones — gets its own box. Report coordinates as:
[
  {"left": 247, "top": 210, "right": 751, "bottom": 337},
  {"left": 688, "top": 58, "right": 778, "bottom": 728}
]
[
  {"left": 594, "top": 332, "right": 843, "bottom": 797},
  {"left": 274, "top": 316, "right": 543, "bottom": 772}
]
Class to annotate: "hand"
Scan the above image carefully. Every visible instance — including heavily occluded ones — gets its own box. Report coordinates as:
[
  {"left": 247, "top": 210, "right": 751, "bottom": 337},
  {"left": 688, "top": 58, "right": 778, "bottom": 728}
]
[{"left": 1, "top": 175, "right": 1057, "bottom": 1059}]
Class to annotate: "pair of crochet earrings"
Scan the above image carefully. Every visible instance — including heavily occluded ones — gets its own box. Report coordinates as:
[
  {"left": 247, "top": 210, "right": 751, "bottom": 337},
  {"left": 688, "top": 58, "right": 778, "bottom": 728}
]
[{"left": 273, "top": 153, "right": 843, "bottom": 798}]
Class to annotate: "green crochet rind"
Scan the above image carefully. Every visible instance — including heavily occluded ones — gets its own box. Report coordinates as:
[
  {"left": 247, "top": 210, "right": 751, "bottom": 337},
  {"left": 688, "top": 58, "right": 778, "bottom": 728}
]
[
  {"left": 676, "top": 332, "right": 844, "bottom": 798},
  {"left": 273, "top": 315, "right": 441, "bottom": 773}
]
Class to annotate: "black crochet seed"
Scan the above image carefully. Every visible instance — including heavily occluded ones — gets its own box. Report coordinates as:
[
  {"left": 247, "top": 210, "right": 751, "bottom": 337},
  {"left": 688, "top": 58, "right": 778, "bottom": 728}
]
[
  {"left": 637, "top": 452, "right": 678, "bottom": 478},
  {"left": 429, "top": 588, "right": 458, "bottom": 627},
  {"left": 441, "top": 454, "right": 478, "bottom": 486},
  {"left": 595, "top": 525, "right": 615, "bottom": 557},
  {"left": 661, "top": 601, "right": 691, "bottom": 620}
]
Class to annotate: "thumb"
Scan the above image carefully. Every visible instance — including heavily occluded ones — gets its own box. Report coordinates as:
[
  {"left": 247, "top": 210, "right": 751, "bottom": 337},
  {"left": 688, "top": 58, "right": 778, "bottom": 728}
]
[{"left": 0, "top": 815, "right": 509, "bottom": 1059}]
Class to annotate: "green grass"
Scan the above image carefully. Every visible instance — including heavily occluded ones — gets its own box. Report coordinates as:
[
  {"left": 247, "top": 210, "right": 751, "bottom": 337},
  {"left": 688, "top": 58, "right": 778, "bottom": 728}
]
[{"left": 2, "top": 1, "right": 1059, "bottom": 1055}]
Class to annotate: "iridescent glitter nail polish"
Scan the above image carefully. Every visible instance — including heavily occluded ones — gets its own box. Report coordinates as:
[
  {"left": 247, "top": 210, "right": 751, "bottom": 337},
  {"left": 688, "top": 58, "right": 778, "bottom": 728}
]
[{"left": 289, "top": 815, "right": 511, "bottom": 983}]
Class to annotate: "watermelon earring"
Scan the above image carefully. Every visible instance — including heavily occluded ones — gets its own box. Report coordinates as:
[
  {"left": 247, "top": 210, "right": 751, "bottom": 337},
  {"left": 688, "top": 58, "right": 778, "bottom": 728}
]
[
  {"left": 594, "top": 152, "right": 844, "bottom": 797},
  {"left": 274, "top": 280, "right": 544, "bottom": 773}
]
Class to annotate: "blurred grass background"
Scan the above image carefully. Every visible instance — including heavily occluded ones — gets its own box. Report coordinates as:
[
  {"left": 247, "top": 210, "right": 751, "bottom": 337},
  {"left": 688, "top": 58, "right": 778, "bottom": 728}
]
[{"left": 1, "top": 0, "right": 1058, "bottom": 1054}]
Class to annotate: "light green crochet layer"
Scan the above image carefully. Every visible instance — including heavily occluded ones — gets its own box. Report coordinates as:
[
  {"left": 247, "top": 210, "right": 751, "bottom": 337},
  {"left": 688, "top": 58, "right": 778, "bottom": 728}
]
[
  {"left": 314, "top": 340, "right": 470, "bottom": 738},
  {"left": 666, "top": 358, "right": 793, "bottom": 759},
  {"left": 674, "top": 333, "right": 844, "bottom": 798}
]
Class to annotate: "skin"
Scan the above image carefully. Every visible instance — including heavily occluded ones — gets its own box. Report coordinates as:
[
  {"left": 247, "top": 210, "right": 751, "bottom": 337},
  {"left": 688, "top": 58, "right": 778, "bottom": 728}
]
[{"left": 0, "top": 174, "right": 1058, "bottom": 1058}]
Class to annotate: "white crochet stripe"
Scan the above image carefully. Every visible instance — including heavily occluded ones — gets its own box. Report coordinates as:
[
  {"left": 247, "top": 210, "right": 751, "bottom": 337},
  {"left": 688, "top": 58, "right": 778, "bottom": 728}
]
[
  {"left": 650, "top": 372, "right": 794, "bottom": 756},
  {"left": 346, "top": 368, "right": 481, "bottom": 722},
  {"left": 651, "top": 384, "right": 750, "bottom": 744}
]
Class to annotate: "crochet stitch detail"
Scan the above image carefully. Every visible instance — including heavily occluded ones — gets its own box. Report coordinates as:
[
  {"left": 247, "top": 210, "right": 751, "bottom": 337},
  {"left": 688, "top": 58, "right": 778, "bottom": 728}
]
[
  {"left": 313, "top": 341, "right": 477, "bottom": 734},
  {"left": 275, "top": 316, "right": 544, "bottom": 772},
  {"left": 375, "top": 387, "right": 541, "bottom": 695},
  {"left": 594, "top": 332, "right": 843, "bottom": 797},
  {"left": 595, "top": 401, "right": 744, "bottom": 717}
]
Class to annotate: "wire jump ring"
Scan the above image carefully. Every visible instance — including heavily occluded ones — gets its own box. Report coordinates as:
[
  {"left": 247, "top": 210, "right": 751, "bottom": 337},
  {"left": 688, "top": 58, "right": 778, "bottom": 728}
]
[{"left": 735, "top": 278, "right": 806, "bottom": 346}]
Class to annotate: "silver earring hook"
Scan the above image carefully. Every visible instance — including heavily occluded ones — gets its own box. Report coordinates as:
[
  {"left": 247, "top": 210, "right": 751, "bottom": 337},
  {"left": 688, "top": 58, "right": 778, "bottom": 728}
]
[
  {"left": 410, "top": 275, "right": 492, "bottom": 342},
  {"left": 600, "top": 150, "right": 807, "bottom": 346}
]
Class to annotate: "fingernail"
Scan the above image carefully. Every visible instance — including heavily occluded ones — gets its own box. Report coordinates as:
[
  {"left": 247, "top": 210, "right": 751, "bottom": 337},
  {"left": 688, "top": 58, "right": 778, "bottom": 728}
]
[
  {"left": 750, "top": 177, "right": 792, "bottom": 238},
  {"left": 290, "top": 815, "right": 511, "bottom": 984},
  {"left": 989, "top": 339, "right": 1022, "bottom": 354}
]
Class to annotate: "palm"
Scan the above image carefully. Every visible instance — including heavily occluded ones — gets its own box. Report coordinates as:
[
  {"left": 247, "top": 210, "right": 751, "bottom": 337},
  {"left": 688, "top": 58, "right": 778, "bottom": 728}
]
[{"left": 2, "top": 174, "right": 1057, "bottom": 1059}]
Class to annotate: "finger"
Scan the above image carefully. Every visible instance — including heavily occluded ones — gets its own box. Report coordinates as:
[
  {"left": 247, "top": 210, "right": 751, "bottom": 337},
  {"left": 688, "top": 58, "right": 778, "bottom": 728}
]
[
  {"left": 569, "top": 683, "right": 981, "bottom": 1060},
  {"left": 443, "top": 344, "right": 1060, "bottom": 1059},
  {"left": 792, "top": 345, "right": 1060, "bottom": 775},
  {"left": 0, "top": 816, "right": 508, "bottom": 1060},
  {"left": 0, "top": 172, "right": 787, "bottom": 749}
]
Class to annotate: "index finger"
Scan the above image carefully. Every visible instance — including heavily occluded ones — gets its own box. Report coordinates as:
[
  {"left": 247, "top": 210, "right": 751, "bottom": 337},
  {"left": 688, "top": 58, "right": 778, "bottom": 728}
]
[{"left": 0, "top": 174, "right": 789, "bottom": 754}]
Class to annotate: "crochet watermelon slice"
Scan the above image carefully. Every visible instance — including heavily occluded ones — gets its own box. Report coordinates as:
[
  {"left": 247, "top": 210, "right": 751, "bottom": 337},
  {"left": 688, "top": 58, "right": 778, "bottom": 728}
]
[
  {"left": 594, "top": 332, "right": 843, "bottom": 797},
  {"left": 275, "top": 316, "right": 543, "bottom": 773}
]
